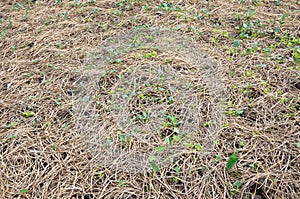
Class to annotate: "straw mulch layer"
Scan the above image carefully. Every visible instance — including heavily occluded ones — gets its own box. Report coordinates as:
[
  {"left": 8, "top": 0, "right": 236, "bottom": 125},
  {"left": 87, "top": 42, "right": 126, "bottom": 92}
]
[{"left": 0, "top": 0, "right": 299, "bottom": 198}]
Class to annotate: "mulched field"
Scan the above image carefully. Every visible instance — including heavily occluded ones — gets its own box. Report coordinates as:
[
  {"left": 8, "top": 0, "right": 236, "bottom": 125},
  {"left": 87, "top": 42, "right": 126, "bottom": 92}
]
[{"left": 0, "top": 0, "right": 299, "bottom": 198}]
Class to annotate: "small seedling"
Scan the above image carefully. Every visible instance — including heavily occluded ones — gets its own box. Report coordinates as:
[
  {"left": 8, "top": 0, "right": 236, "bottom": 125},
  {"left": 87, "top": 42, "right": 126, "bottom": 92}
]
[
  {"left": 239, "top": 141, "right": 245, "bottom": 147},
  {"left": 280, "top": 13, "right": 288, "bottom": 24},
  {"left": 55, "top": 98, "right": 62, "bottom": 106},
  {"left": 227, "top": 152, "right": 239, "bottom": 170},
  {"left": 172, "top": 177, "right": 178, "bottom": 182},
  {"left": 159, "top": 2, "right": 173, "bottom": 12},
  {"left": 215, "top": 154, "right": 221, "bottom": 162},
  {"left": 172, "top": 135, "right": 180, "bottom": 142},
  {"left": 8, "top": 134, "right": 17, "bottom": 140},
  {"left": 150, "top": 161, "right": 160, "bottom": 172},
  {"left": 117, "top": 180, "right": 126, "bottom": 187},
  {"left": 155, "top": 145, "right": 167, "bottom": 152},
  {"left": 195, "top": 143, "right": 202, "bottom": 152},
  {"left": 233, "top": 40, "right": 240, "bottom": 48},
  {"left": 166, "top": 136, "right": 172, "bottom": 145},
  {"left": 203, "top": 120, "right": 216, "bottom": 127},
  {"left": 22, "top": 111, "right": 35, "bottom": 117},
  {"left": 230, "top": 180, "right": 242, "bottom": 195},
  {"left": 51, "top": 145, "right": 57, "bottom": 150},
  {"left": 144, "top": 50, "right": 157, "bottom": 58},
  {"left": 135, "top": 111, "right": 149, "bottom": 123},
  {"left": 248, "top": 163, "right": 258, "bottom": 170},
  {"left": 1, "top": 31, "right": 5, "bottom": 39},
  {"left": 20, "top": 188, "right": 28, "bottom": 194},
  {"left": 32, "top": 59, "right": 40, "bottom": 64},
  {"left": 168, "top": 96, "right": 175, "bottom": 103},
  {"left": 6, "top": 121, "right": 16, "bottom": 129},
  {"left": 105, "top": 139, "right": 111, "bottom": 145},
  {"left": 120, "top": 134, "right": 126, "bottom": 141}
]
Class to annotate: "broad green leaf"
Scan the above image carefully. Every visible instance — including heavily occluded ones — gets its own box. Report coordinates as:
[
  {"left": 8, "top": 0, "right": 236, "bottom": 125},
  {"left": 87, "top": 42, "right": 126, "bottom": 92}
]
[
  {"left": 150, "top": 161, "right": 160, "bottom": 172},
  {"left": 174, "top": 166, "right": 180, "bottom": 173},
  {"left": 227, "top": 153, "right": 239, "bottom": 170},
  {"left": 297, "top": 142, "right": 300, "bottom": 148},
  {"left": 155, "top": 146, "right": 166, "bottom": 152},
  {"left": 22, "top": 111, "right": 34, "bottom": 117},
  {"left": 20, "top": 188, "right": 28, "bottom": 194}
]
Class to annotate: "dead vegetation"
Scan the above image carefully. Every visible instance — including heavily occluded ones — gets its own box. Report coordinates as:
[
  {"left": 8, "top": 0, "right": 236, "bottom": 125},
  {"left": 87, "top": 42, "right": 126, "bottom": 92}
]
[{"left": 0, "top": 0, "right": 299, "bottom": 198}]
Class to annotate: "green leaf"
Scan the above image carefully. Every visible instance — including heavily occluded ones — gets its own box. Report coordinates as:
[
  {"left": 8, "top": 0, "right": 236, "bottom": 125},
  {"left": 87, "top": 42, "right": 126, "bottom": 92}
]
[
  {"left": 83, "top": 97, "right": 89, "bottom": 103},
  {"left": 248, "top": 163, "right": 258, "bottom": 170},
  {"left": 143, "top": 111, "right": 147, "bottom": 118},
  {"left": 235, "top": 180, "right": 242, "bottom": 188},
  {"left": 5, "top": 121, "right": 16, "bottom": 129},
  {"left": 239, "top": 141, "right": 245, "bottom": 147},
  {"left": 172, "top": 135, "right": 180, "bottom": 142},
  {"left": 120, "top": 134, "right": 125, "bottom": 141},
  {"left": 227, "top": 153, "right": 239, "bottom": 170},
  {"left": 22, "top": 111, "right": 35, "bottom": 117},
  {"left": 117, "top": 180, "right": 126, "bottom": 187},
  {"left": 150, "top": 161, "right": 160, "bottom": 172},
  {"left": 195, "top": 143, "right": 202, "bottom": 152},
  {"left": 168, "top": 96, "right": 175, "bottom": 103},
  {"left": 274, "top": 27, "right": 280, "bottom": 32},
  {"left": 215, "top": 154, "right": 221, "bottom": 160},
  {"left": 8, "top": 134, "right": 17, "bottom": 139},
  {"left": 297, "top": 142, "right": 300, "bottom": 148},
  {"left": 234, "top": 109, "right": 244, "bottom": 116},
  {"left": 155, "top": 146, "right": 166, "bottom": 152},
  {"left": 20, "top": 188, "right": 28, "bottom": 194},
  {"left": 174, "top": 166, "right": 180, "bottom": 173},
  {"left": 115, "top": 58, "right": 122, "bottom": 64},
  {"left": 1, "top": 31, "right": 5, "bottom": 39},
  {"left": 173, "top": 127, "right": 179, "bottom": 134},
  {"left": 105, "top": 139, "right": 111, "bottom": 145},
  {"left": 233, "top": 40, "right": 240, "bottom": 47},
  {"left": 281, "top": 13, "right": 288, "bottom": 20},
  {"left": 149, "top": 155, "right": 157, "bottom": 162},
  {"left": 163, "top": 122, "right": 170, "bottom": 128},
  {"left": 98, "top": 171, "right": 103, "bottom": 178},
  {"left": 166, "top": 137, "right": 172, "bottom": 146},
  {"left": 144, "top": 50, "right": 157, "bottom": 58},
  {"left": 170, "top": 115, "right": 177, "bottom": 125}
]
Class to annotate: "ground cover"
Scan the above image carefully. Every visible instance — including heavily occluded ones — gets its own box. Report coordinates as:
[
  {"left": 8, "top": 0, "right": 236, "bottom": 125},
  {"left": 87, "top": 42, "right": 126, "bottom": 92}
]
[{"left": 0, "top": 0, "right": 299, "bottom": 198}]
